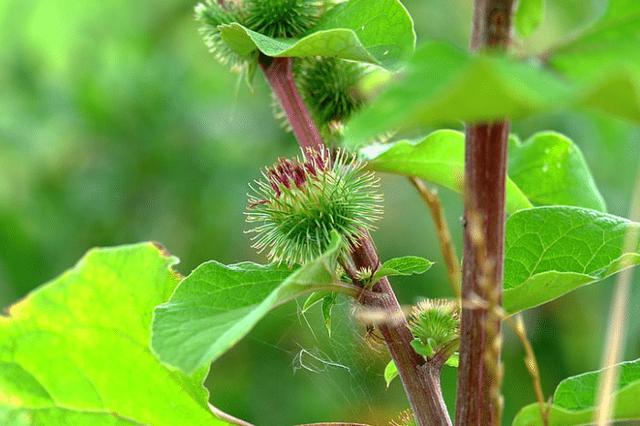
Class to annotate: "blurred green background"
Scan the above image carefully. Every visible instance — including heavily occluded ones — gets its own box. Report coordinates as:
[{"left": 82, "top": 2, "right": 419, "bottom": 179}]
[{"left": 1, "top": 0, "right": 639, "bottom": 424}]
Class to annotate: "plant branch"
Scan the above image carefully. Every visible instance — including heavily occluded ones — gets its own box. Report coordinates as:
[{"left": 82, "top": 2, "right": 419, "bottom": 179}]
[
  {"left": 297, "top": 423, "right": 370, "bottom": 426},
  {"left": 259, "top": 56, "right": 325, "bottom": 150},
  {"left": 408, "top": 177, "right": 461, "bottom": 298},
  {"left": 209, "top": 403, "right": 254, "bottom": 426},
  {"left": 350, "top": 232, "right": 451, "bottom": 426},
  {"left": 259, "top": 56, "right": 451, "bottom": 426},
  {"left": 456, "top": 1, "right": 515, "bottom": 425}
]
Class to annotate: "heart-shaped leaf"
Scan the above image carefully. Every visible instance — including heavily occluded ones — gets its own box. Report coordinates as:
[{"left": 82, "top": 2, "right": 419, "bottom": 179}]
[
  {"left": 359, "top": 130, "right": 533, "bottom": 213},
  {"left": 0, "top": 244, "right": 223, "bottom": 425},
  {"left": 219, "top": 0, "right": 415, "bottom": 70},
  {"left": 360, "top": 130, "right": 605, "bottom": 214},
  {"left": 509, "top": 131, "right": 606, "bottom": 212},
  {"left": 503, "top": 207, "right": 640, "bottom": 314}
]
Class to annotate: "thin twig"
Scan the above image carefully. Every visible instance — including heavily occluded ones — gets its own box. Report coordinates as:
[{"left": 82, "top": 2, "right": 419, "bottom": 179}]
[
  {"left": 595, "top": 159, "right": 640, "bottom": 425},
  {"left": 296, "top": 423, "right": 371, "bottom": 426},
  {"left": 209, "top": 403, "right": 254, "bottom": 426},
  {"left": 409, "top": 177, "right": 461, "bottom": 298},
  {"left": 506, "top": 315, "right": 548, "bottom": 426}
]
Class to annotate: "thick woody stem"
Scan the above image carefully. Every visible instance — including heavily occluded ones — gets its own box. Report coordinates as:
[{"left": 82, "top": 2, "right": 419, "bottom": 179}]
[{"left": 456, "top": 1, "right": 515, "bottom": 425}]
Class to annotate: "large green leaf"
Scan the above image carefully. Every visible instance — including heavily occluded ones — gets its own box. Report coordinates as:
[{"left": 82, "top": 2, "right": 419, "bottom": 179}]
[
  {"left": 360, "top": 130, "right": 533, "bottom": 213},
  {"left": 0, "top": 244, "right": 223, "bottom": 425},
  {"left": 513, "top": 358, "right": 640, "bottom": 425},
  {"left": 0, "top": 407, "right": 139, "bottom": 426},
  {"left": 503, "top": 207, "right": 640, "bottom": 314},
  {"left": 220, "top": 0, "right": 415, "bottom": 69},
  {"left": 509, "top": 131, "right": 606, "bottom": 212},
  {"left": 361, "top": 130, "right": 605, "bottom": 214},
  {"left": 547, "top": 0, "right": 640, "bottom": 121},
  {"left": 345, "top": 24, "right": 640, "bottom": 147},
  {"left": 344, "top": 41, "right": 571, "bottom": 147},
  {"left": 152, "top": 233, "right": 343, "bottom": 374}
]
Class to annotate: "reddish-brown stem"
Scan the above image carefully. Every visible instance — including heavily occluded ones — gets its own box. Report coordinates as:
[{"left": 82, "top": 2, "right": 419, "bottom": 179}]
[
  {"left": 351, "top": 233, "right": 451, "bottom": 426},
  {"left": 455, "top": 2, "right": 515, "bottom": 425},
  {"left": 259, "top": 56, "right": 325, "bottom": 150},
  {"left": 259, "top": 55, "right": 450, "bottom": 425}
]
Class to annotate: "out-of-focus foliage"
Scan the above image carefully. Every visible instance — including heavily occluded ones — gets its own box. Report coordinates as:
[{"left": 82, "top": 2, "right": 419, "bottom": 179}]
[
  {"left": 1, "top": 0, "right": 640, "bottom": 425},
  {"left": 515, "top": 0, "right": 545, "bottom": 38},
  {"left": 344, "top": 0, "right": 640, "bottom": 146}
]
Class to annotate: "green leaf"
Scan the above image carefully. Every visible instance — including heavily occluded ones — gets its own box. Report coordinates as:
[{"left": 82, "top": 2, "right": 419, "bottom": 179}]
[
  {"left": 384, "top": 360, "right": 399, "bottom": 388},
  {"left": 321, "top": 292, "right": 337, "bottom": 337},
  {"left": 152, "top": 233, "right": 343, "bottom": 374},
  {"left": 548, "top": 0, "right": 640, "bottom": 81},
  {"left": 345, "top": 30, "right": 640, "bottom": 147},
  {"left": 513, "top": 358, "right": 640, "bottom": 425},
  {"left": 445, "top": 353, "right": 459, "bottom": 368},
  {"left": 515, "top": 0, "right": 544, "bottom": 38},
  {"left": 344, "top": 41, "right": 572, "bottom": 147},
  {"left": 219, "top": 0, "right": 415, "bottom": 70},
  {"left": 0, "top": 244, "right": 223, "bottom": 425},
  {"left": 410, "top": 338, "right": 432, "bottom": 357},
  {"left": 360, "top": 130, "right": 533, "bottom": 213},
  {"left": 547, "top": 0, "right": 640, "bottom": 121},
  {"left": 0, "top": 407, "right": 140, "bottom": 425},
  {"left": 302, "top": 291, "right": 327, "bottom": 313},
  {"left": 503, "top": 207, "right": 640, "bottom": 314},
  {"left": 372, "top": 256, "right": 433, "bottom": 282},
  {"left": 578, "top": 68, "right": 640, "bottom": 122},
  {"left": 362, "top": 130, "right": 606, "bottom": 215},
  {"left": 509, "top": 131, "right": 606, "bottom": 212}
]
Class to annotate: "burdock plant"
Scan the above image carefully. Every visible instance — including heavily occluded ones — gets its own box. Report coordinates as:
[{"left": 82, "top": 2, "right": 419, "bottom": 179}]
[
  {"left": 5, "top": 2, "right": 639, "bottom": 426},
  {"left": 246, "top": 148, "right": 382, "bottom": 266}
]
